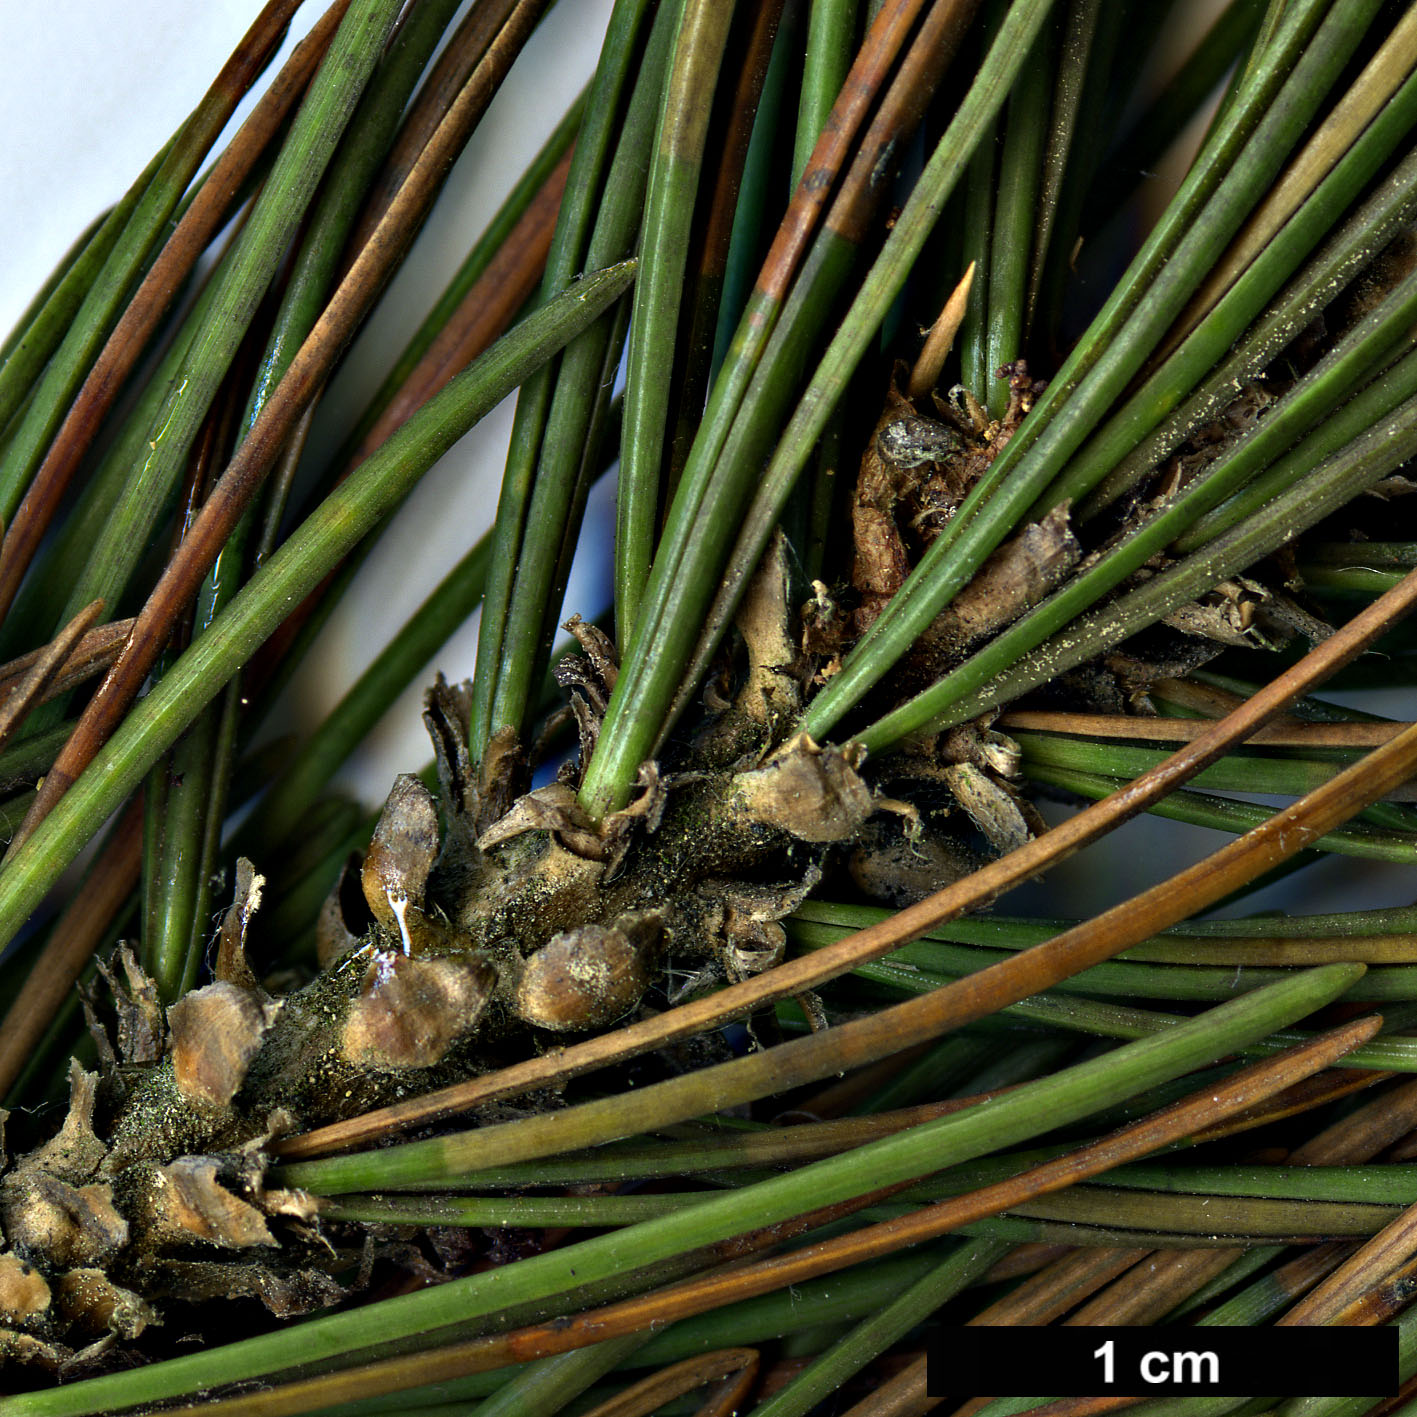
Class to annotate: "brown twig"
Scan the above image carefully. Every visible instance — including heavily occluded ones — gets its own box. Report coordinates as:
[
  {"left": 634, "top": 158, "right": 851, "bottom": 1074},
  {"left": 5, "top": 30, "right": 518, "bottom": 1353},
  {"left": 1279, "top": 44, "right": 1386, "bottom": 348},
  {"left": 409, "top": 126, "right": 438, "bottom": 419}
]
[
  {"left": 276, "top": 566, "right": 1417, "bottom": 1160},
  {"left": 696, "top": 1357, "right": 762, "bottom": 1417},
  {"left": 1148, "top": 675, "right": 1274, "bottom": 718},
  {"left": 0, "top": 0, "right": 347, "bottom": 626},
  {"left": 1369, "top": 1375, "right": 1417, "bottom": 1417},
  {"left": 793, "top": 1041, "right": 938, "bottom": 1119}
]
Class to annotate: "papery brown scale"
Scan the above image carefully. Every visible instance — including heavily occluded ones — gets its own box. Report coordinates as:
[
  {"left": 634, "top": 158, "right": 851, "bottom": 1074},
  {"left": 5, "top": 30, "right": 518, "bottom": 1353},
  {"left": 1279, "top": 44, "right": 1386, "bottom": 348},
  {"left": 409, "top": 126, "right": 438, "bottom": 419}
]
[
  {"left": 134, "top": 1156, "right": 275, "bottom": 1251},
  {"left": 361, "top": 774, "right": 441, "bottom": 933},
  {"left": 315, "top": 858, "right": 366, "bottom": 967},
  {"left": 341, "top": 952, "right": 497, "bottom": 1068},
  {"left": 215, "top": 858, "right": 265, "bottom": 988},
  {"left": 728, "top": 734, "right": 875, "bottom": 843},
  {"left": 15, "top": 1063, "right": 106, "bottom": 1185},
  {"left": 515, "top": 911, "right": 663, "bottom": 1031},
  {"left": 169, "top": 982, "right": 283, "bottom": 1108},
  {"left": 0, "top": 1253, "right": 51, "bottom": 1327},
  {"left": 55, "top": 1268, "right": 156, "bottom": 1340},
  {"left": 2, "top": 1175, "right": 128, "bottom": 1268}
]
